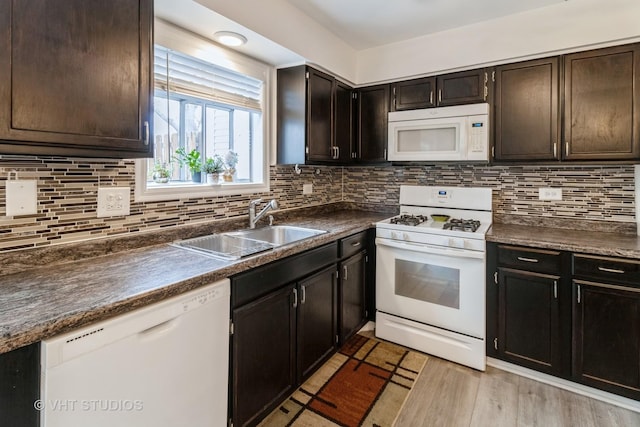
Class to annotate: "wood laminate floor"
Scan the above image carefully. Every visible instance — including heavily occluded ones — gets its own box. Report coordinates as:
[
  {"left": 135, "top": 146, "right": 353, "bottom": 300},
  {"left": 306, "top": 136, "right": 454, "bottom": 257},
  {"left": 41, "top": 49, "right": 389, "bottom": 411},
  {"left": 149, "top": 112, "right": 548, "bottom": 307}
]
[
  {"left": 356, "top": 331, "right": 640, "bottom": 426},
  {"left": 394, "top": 355, "right": 640, "bottom": 427}
]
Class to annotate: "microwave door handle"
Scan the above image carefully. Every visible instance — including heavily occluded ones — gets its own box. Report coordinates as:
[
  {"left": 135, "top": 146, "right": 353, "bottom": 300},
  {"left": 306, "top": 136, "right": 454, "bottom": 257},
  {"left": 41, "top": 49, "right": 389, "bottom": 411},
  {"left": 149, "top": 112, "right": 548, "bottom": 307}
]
[{"left": 375, "top": 237, "right": 485, "bottom": 260}]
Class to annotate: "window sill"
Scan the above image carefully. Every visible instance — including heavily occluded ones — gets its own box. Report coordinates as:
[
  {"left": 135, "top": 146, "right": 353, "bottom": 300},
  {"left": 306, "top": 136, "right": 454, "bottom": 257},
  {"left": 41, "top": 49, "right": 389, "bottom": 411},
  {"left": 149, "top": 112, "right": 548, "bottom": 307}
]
[{"left": 134, "top": 169, "right": 269, "bottom": 202}]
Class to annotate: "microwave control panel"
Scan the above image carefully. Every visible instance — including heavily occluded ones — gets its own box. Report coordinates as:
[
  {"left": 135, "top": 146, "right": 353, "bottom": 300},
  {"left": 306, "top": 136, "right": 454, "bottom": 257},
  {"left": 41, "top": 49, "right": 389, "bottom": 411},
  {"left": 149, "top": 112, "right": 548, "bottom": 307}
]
[{"left": 467, "top": 115, "right": 488, "bottom": 155}]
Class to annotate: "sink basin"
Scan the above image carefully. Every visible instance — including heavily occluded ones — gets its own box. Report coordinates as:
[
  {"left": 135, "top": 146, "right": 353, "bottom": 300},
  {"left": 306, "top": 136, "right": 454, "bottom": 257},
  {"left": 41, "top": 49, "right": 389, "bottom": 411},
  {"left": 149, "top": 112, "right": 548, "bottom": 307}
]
[
  {"left": 173, "top": 226, "right": 327, "bottom": 260},
  {"left": 227, "top": 225, "right": 327, "bottom": 246},
  {"left": 172, "top": 233, "right": 276, "bottom": 260}
]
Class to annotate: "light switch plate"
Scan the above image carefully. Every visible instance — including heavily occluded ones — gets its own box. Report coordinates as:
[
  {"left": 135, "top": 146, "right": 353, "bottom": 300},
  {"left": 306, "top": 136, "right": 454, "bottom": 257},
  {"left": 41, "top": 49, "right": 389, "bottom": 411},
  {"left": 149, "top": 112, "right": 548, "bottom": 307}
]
[
  {"left": 97, "top": 187, "right": 130, "bottom": 217},
  {"left": 303, "top": 183, "right": 313, "bottom": 195},
  {"left": 6, "top": 180, "right": 38, "bottom": 216},
  {"left": 539, "top": 187, "right": 562, "bottom": 201}
]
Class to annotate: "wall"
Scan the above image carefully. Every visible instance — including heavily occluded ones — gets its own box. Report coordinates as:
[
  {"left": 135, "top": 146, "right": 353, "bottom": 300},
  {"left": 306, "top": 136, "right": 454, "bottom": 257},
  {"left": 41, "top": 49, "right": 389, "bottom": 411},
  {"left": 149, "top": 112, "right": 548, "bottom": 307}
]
[
  {"left": 0, "top": 158, "right": 341, "bottom": 252},
  {"left": 357, "top": 0, "right": 640, "bottom": 83},
  {"left": 344, "top": 164, "right": 636, "bottom": 227}
]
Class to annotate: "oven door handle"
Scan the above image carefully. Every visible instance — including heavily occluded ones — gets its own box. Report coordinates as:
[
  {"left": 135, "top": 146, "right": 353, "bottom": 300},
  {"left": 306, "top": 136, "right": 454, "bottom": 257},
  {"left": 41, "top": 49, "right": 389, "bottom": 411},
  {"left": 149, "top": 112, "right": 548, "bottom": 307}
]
[{"left": 375, "top": 237, "right": 485, "bottom": 260}]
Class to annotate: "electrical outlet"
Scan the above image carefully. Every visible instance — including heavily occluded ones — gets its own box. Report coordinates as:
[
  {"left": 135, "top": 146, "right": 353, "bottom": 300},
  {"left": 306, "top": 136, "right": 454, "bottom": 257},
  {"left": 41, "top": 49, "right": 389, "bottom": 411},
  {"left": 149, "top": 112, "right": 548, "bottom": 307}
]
[
  {"left": 97, "top": 187, "right": 130, "bottom": 217},
  {"left": 303, "top": 183, "right": 313, "bottom": 195},
  {"left": 538, "top": 187, "right": 562, "bottom": 201}
]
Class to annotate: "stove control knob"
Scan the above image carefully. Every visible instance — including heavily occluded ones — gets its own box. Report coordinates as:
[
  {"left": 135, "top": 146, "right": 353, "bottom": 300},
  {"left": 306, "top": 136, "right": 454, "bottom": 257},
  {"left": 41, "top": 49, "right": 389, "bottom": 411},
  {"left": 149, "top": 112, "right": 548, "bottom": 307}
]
[
  {"left": 391, "top": 232, "right": 399, "bottom": 240},
  {"left": 403, "top": 233, "right": 410, "bottom": 241},
  {"left": 448, "top": 238, "right": 463, "bottom": 248}
]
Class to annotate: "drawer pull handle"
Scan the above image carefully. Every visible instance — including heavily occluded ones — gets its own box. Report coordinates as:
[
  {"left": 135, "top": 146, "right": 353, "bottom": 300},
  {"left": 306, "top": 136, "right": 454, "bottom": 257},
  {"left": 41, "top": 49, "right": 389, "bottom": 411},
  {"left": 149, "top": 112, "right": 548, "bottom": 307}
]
[
  {"left": 598, "top": 267, "right": 625, "bottom": 274},
  {"left": 350, "top": 242, "right": 361, "bottom": 247},
  {"left": 517, "top": 257, "right": 539, "bottom": 263}
]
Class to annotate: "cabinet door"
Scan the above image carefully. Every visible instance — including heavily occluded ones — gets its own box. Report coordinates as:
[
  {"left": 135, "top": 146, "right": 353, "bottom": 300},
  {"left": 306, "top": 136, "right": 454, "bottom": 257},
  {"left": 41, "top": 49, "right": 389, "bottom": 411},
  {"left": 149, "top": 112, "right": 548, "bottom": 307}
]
[
  {"left": 0, "top": 343, "right": 40, "bottom": 427},
  {"left": 494, "top": 58, "right": 560, "bottom": 161},
  {"left": 573, "top": 280, "right": 640, "bottom": 399},
  {"left": 436, "top": 69, "right": 487, "bottom": 107},
  {"left": 307, "top": 68, "right": 335, "bottom": 162},
  {"left": 335, "top": 81, "right": 354, "bottom": 162},
  {"left": 390, "top": 77, "right": 435, "bottom": 111},
  {"left": 340, "top": 251, "right": 367, "bottom": 344},
  {"left": 297, "top": 266, "right": 337, "bottom": 382},
  {"left": 0, "top": 0, "right": 152, "bottom": 158},
  {"left": 232, "top": 285, "right": 296, "bottom": 427},
  {"left": 498, "top": 268, "right": 561, "bottom": 375},
  {"left": 564, "top": 44, "right": 640, "bottom": 160},
  {"left": 357, "top": 84, "right": 389, "bottom": 162}
]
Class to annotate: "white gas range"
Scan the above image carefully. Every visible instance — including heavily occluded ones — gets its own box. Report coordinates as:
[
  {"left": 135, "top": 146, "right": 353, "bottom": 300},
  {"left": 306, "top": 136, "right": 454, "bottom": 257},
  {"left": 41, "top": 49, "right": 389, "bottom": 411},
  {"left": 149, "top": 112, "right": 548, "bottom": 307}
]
[{"left": 375, "top": 185, "right": 492, "bottom": 371}]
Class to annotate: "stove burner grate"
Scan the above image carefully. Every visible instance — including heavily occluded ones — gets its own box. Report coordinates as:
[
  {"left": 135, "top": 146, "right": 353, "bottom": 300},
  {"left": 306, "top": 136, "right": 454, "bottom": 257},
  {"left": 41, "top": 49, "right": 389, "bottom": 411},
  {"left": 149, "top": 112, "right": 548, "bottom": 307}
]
[
  {"left": 390, "top": 214, "right": 427, "bottom": 226},
  {"left": 443, "top": 218, "right": 481, "bottom": 232}
]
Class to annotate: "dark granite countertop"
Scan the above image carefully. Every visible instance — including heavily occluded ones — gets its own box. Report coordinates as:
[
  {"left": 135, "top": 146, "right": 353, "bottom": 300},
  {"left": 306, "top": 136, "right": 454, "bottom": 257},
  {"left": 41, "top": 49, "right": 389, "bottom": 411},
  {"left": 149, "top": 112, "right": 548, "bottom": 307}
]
[
  {"left": 0, "top": 207, "right": 392, "bottom": 354},
  {"left": 487, "top": 223, "right": 640, "bottom": 259}
]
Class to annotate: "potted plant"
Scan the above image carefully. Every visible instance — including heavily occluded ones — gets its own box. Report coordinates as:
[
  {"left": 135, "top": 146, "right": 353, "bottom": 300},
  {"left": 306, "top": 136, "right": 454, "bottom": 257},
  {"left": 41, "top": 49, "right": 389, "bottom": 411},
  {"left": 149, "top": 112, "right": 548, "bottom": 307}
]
[
  {"left": 152, "top": 163, "right": 172, "bottom": 184},
  {"left": 202, "top": 155, "right": 225, "bottom": 184},
  {"left": 174, "top": 147, "right": 203, "bottom": 183},
  {"left": 223, "top": 150, "right": 239, "bottom": 182}
]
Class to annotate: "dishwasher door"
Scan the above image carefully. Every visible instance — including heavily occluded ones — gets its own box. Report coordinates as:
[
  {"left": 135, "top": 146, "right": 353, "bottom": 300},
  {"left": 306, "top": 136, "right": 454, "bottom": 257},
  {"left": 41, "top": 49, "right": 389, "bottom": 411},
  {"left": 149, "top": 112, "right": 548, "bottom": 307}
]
[{"left": 41, "top": 279, "right": 230, "bottom": 427}]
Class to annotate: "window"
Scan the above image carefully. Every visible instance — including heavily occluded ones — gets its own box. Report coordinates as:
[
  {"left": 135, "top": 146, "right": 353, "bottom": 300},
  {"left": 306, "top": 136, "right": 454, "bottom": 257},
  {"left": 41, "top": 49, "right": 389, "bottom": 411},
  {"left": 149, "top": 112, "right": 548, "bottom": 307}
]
[{"left": 135, "top": 21, "right": 270, "bottom": 202}]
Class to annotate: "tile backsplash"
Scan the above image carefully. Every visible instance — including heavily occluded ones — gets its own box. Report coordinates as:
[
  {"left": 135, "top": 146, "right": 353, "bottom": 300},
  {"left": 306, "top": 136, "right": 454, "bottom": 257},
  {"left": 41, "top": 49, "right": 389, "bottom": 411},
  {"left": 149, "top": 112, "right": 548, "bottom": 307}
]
[
  {"left": 0, "top": 157, "right": 635, "bottom": 252},
  {"left": 343, "top": 164, "right": 636, "bottom": 224},
  {"left": 0, "top": 157, "right": 341, "bottom": 251}
]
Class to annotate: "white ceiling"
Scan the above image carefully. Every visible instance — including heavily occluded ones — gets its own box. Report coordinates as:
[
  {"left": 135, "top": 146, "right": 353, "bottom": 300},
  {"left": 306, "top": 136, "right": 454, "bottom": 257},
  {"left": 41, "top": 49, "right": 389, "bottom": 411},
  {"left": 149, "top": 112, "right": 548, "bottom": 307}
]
[
  {"left": 154, "top": 0, "right": 304, "bottom": 66},
  {"left": 156, "top": 0, "right": 568, "bottom": 64},
  {"left": 285, "top": 0, "right": 566, "bottom": 50}
]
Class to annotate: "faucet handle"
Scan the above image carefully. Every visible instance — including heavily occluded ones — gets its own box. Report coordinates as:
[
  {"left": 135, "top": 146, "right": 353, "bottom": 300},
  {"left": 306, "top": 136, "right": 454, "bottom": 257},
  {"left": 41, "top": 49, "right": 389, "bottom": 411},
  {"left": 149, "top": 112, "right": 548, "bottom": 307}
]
[{"left": 250, "top": 198, "right": 262, "bottom": 206}]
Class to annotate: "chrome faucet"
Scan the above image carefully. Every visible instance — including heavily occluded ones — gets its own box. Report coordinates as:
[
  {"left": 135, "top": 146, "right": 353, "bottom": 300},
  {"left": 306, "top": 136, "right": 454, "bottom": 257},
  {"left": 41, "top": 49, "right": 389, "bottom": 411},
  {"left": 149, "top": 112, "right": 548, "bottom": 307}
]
[{"left": 248, "top": 198, "right": 278, "bottom": 229}]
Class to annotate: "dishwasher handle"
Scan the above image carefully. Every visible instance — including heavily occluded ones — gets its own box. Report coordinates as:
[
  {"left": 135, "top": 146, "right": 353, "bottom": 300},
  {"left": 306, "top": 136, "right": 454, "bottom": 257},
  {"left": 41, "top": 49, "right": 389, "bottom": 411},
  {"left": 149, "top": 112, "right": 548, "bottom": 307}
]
[{"left": 138, "top": 317, "right": 180, "bottom": 340}]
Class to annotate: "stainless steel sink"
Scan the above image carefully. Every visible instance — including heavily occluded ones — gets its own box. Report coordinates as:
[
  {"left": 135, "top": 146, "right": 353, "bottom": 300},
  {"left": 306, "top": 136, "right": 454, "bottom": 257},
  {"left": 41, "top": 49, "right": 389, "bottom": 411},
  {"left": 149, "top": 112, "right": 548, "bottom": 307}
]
[
  {"left": 226, "top": 225, "right": 327, "bottom": 246},
  {"left": 172, "top": 233, "right": 276, "bottom": 260},
  {"left": 173, "top": 225, "right": 327, "bottom": 260}
]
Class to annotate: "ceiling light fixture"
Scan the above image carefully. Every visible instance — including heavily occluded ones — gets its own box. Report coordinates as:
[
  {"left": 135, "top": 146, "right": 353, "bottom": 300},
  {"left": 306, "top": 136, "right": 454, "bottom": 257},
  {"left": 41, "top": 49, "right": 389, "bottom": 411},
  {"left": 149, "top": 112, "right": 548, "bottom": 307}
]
[{"left": 213, "top": 31, "right": 247, "bottom": 47}]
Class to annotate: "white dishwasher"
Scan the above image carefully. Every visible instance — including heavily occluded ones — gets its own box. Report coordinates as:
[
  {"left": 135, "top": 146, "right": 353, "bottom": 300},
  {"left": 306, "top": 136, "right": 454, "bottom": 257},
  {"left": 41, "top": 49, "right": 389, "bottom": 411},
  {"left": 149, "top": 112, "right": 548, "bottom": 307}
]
[{"left": 40, "top": 279, "right": 230, "bottom": 427}]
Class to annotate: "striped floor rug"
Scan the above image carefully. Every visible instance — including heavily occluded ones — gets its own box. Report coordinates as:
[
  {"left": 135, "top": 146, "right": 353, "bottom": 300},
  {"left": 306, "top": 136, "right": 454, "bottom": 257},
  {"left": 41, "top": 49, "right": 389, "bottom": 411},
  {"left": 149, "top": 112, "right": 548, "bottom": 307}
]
[{"left": 259, "top": 333, "right": 427, "bottom": 427}]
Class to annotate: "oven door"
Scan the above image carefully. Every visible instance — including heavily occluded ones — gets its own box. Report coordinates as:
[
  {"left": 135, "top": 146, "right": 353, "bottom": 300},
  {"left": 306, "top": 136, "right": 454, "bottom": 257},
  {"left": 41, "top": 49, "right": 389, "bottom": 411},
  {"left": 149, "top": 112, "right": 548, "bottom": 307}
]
[{"left": 375, "top": 237, "right": 485, "bottom": 339}]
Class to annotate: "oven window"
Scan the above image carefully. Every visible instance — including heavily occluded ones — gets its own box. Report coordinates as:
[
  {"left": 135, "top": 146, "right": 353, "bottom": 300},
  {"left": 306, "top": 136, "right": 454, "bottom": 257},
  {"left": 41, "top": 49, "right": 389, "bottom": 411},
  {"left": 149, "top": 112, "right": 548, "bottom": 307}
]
[{"left": 395, "top": 259, "right": 460, "bottom": 309}]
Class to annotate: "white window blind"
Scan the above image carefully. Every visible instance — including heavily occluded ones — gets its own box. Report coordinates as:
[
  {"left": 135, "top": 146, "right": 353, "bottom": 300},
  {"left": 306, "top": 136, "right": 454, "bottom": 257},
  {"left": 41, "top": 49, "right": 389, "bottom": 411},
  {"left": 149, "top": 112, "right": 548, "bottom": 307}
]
[{"left": 154, "top": 45, "right": 262, "bottom": 111}]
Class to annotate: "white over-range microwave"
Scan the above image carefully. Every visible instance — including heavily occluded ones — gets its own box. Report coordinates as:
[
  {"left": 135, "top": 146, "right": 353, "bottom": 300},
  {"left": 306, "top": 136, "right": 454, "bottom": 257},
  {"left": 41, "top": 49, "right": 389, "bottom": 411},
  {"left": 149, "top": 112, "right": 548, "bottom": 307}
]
[{"left": 387, "top": 103, "right": 490, "bottom": 162}]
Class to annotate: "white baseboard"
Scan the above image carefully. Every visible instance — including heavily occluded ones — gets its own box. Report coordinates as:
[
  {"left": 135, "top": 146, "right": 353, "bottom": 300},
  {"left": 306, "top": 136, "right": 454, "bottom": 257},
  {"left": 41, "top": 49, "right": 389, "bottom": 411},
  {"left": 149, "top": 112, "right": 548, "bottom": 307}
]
[{"left": 488, "top": 357, "right": 640, "bottom": 413}]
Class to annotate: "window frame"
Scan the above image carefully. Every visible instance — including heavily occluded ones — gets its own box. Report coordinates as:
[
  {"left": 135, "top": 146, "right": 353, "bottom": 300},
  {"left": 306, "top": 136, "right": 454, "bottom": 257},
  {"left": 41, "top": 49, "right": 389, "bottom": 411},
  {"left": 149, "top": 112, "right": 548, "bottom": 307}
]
[{"left": 135, "top": 19, "right": 271, "bottom": 202}]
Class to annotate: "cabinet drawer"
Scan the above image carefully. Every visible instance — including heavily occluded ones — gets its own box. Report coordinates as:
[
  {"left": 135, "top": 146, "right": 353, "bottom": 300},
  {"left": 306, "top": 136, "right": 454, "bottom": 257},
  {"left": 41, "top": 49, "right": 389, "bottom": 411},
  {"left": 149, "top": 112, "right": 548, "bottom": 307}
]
[
  {"left": 497, "top": 245, "right": 561, "bottom": 274},
  {"left": 232, "top": 242, "right": 337, "bottom": 308},
  {"left": 339, "top": 231, "right": 368, "bottom": 258},
  {"left": 573, "top": 254, "right": 640, "bottom": 286}
]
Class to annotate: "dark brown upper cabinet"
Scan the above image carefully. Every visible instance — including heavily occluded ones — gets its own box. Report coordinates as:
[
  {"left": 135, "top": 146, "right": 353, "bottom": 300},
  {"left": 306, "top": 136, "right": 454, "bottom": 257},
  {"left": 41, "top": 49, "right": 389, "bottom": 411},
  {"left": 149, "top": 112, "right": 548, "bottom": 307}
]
[
  {"left": 494, "top": 57, "right": 560, "bottom": 161},
  {"left": 436, "top": 69, "right": 488, "bottom": 107},
  {"left": 391, "top": 77, "right": 436, "bottom": 111},
  {"left": 277, "top": 65, "right": 353, "bottom": 165},
  {"left": 390, "top": 69, "right": 487, "bottom": 111},
  {"left": 356, "top": 84, "right": 390, "bottom": 163},
  {"left": 335, "top": 81, "right": 355, "bottom": 162},
  {"left": 563, "top": 44, "right": 640, "bottom": 160},
  {"left": 306, "top": 68, "right": 335, "bottom": 162},
  {"left": 0, "top": 0, "right": 153, "bottom": 158}
]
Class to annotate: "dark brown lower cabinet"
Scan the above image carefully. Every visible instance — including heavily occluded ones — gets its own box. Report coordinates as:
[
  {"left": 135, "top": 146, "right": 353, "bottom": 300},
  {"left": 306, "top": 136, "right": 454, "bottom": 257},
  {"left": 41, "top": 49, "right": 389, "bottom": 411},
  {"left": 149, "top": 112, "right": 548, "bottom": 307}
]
[
  {"left": 498, "top": 268, "right": 561, "bottom": 375},
  {"left": 297, "top": 266, "right": 338, "bottom": 381},
  {"left": 573, "top": 279, "right": 640, "bottom": 399},
  {"left": 230, "top": 242, "right": 339, "bottom": 427},
  {"left": 339, "top": 251, "right": 367, "bottom": 344},
  {"left": 0, "top": 343, "right": 40, "bottom": 427},
  {"left": 232, "top": 285, "right": 296, "bottom": 427}
]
